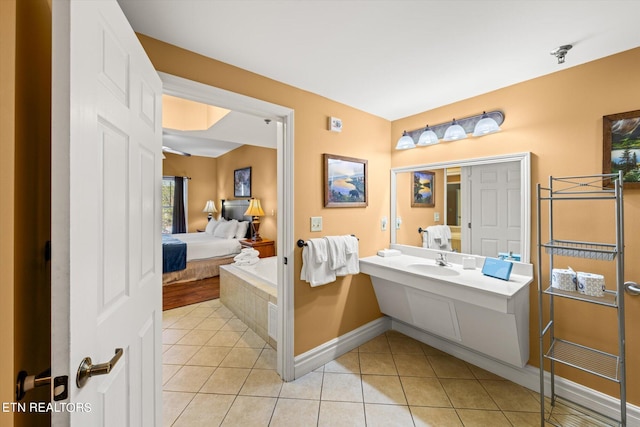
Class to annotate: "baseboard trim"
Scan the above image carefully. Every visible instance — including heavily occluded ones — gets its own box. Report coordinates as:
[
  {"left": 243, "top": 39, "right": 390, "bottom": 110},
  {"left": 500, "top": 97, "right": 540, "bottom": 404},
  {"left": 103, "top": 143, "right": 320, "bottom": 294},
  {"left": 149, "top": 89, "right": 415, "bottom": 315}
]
[
  {"left": 293, "top": 316, "right": 391, "bottom": 379},
  {"left": 392, "top": 319, "right": 639, "bottom": 425}
]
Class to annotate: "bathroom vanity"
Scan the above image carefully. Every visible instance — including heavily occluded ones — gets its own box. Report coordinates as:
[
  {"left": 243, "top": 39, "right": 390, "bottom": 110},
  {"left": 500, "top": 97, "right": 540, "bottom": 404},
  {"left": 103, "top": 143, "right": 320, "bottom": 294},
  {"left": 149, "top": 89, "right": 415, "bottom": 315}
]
[{"left": 360, "top": 245, "right": 533, "bottom": 367}]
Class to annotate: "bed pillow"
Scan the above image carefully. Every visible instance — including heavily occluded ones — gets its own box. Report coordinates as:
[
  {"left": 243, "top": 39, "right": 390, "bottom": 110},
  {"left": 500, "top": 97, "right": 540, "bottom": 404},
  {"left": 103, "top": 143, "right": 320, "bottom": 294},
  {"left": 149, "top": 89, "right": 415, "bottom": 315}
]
[
  {"left": 213, "top": 219, "right": 238, "bottom": 239},
  {"left": 205, "top": 217, "right": 221, "bottom": 234},
  {"left": 235, "top": 221, "right": 250, "bottom": 239}
]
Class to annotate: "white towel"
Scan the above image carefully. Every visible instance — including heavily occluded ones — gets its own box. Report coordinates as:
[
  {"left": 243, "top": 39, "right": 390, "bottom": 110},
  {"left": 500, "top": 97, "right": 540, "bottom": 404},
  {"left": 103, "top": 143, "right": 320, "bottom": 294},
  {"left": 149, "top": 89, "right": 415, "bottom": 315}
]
[
  {"left": 233, "top": 248, "right": 259, "bottom": 261},
  {"left": 325, "top": 236, "right": 348, "bottom": 270},
  {"left": 300, "top": 238, "right": 336, "bottom": 287},
  {"left": 234, "top": 257, "right": 259, "bottom": 266},
  {"left": 425, "top": 225, "right": 452, "bottom": 250},
  {"left": 335, "top": 235, "right": 359, "bottom": 276}
]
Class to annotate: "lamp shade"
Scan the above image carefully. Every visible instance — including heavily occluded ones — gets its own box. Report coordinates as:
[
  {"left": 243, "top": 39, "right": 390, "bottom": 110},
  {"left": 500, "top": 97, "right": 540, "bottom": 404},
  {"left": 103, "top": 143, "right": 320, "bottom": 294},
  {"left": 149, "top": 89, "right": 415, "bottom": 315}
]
[
  {"left": 395, "top": 131, "right": 416, "bottom": 150},
  {"left": 202, "top": 200, "right": 217, "bottom": 213},
  {"left": 417, "top": 125, "right": 439, "bottom": 146},
  {"left": 244, "top": 198, "right": 265, "bottom": 217},
  {"left": 472, "top": 112, "right": 501, "bottom": 136},
  {"left": 443, "top": 119, "right": 467, "bottom": 141}
]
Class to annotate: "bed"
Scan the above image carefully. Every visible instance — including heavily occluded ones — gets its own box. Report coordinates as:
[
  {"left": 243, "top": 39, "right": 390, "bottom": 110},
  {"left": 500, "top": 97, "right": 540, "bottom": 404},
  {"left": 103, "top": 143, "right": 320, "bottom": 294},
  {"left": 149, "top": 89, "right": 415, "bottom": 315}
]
[{"left": 162, "top": 199, "right": 252, "bottom": 285}]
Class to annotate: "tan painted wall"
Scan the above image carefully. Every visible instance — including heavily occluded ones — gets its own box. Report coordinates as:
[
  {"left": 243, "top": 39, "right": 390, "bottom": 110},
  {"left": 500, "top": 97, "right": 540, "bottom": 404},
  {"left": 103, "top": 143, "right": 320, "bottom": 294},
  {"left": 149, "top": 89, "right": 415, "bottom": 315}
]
[
  {"left": 0, "top": 1, "right": 16, "bottom": 425},
  {"left": 162, "top": 153, "right": 218, "bottom": 232},
  {"left": 391, "top": 47, "right": 640, "bottom": 403},
  {"left": 0, "top": 1, "right": 53, "bottom": 426},
  {"left": 139, "top": 35, "right": 389, "bottom": 355},
  {"left": 216, "top": 145, "right": 277, "bottom": 245}
]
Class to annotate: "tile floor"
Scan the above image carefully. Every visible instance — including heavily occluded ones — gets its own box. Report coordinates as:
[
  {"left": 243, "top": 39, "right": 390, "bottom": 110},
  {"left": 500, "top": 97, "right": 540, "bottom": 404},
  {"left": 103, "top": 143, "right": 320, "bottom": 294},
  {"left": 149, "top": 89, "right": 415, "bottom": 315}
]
[{"left": 162, "top": 299, "right": 607, "bottom": 426}]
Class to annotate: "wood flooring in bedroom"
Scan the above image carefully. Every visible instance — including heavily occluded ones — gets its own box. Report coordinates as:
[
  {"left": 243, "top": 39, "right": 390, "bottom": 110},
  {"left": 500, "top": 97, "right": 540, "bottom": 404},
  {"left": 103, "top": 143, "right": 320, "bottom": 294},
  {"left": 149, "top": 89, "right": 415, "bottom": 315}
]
[{"left": 163, "top": 276, "right": 221, "bottom": 311}]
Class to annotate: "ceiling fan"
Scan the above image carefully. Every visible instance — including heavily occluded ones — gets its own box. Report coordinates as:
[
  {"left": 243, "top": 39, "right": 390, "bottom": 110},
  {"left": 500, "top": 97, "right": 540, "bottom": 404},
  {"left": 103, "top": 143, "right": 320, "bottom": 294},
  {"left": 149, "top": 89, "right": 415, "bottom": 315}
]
[{"left": 162, "top": 146, "right": 191, "bottom": 157}]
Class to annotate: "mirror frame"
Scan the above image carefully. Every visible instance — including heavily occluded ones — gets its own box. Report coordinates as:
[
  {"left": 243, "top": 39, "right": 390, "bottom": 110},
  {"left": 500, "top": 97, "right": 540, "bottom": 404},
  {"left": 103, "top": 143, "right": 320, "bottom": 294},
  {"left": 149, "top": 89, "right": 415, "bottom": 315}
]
[{"left": 390, "top": 152, "right": 531, "bottom": 263}]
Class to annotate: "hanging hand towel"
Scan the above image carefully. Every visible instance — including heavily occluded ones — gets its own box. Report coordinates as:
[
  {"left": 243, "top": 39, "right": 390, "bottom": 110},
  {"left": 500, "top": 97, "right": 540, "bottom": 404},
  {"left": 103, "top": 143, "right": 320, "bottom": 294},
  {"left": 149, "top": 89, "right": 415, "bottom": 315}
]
[
  {"left": 325, "top": 236, "right": 348, "bottom": 270},
  {"left": 300, "top": 238, "right": 336, "bottom": 286},
  {"left": 335, "top": 235, "right": 360, "bottom": 276}
]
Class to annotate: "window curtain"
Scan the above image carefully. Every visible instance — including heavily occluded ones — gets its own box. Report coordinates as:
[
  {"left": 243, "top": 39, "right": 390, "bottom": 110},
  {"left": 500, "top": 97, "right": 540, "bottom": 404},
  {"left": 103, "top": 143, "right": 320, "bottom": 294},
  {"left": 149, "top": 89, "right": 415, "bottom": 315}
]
[{"left": 172, "top": 176, "right": 187, "bottom": 234}]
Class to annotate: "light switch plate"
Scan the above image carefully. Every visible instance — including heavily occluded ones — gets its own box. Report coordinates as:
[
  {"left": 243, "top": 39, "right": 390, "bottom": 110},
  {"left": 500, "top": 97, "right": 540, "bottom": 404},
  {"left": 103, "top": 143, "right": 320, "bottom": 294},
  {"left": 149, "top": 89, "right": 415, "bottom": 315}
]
[
  {"left": 434, "top": 212, "right": 440, "bottom": 222},
  {"left": 381, "top": 216, "right": 388, "bottom": 231},
  {"left": 310, "top": 216, "right": 323, "bottom": 232}
]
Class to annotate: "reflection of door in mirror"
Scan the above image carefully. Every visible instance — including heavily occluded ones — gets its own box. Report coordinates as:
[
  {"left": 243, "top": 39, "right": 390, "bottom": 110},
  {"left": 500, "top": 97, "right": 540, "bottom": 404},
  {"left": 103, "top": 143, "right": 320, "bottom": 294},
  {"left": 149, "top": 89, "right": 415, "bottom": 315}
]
[
  {"left": 445, "top": 168, "right": 461, "bottom": 252},
  {"left": 461, "top": 161, "right": 521, "bottom": 257}
]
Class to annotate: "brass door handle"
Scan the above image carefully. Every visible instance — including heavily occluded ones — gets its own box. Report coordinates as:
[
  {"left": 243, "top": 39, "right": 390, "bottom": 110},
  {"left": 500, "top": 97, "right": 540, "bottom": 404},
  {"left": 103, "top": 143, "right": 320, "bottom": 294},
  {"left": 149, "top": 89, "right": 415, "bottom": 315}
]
[{"left": 76, "top": 348, "right": 123, "bottom": 388}]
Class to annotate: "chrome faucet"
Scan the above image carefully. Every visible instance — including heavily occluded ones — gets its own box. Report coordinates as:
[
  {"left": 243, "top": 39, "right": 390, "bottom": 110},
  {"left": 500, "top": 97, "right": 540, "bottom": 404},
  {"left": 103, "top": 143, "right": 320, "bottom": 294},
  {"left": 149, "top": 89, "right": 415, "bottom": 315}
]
[{"left": 435, "top": 253, "right": 448, "bottom": 266}]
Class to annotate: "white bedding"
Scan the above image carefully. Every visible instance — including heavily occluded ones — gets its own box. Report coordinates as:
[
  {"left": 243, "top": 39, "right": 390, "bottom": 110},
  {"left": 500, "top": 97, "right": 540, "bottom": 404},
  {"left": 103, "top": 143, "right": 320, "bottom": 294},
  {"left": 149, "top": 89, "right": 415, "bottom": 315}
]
[{"left": 171, "top": 233, "right": 242, "bottom": 261}]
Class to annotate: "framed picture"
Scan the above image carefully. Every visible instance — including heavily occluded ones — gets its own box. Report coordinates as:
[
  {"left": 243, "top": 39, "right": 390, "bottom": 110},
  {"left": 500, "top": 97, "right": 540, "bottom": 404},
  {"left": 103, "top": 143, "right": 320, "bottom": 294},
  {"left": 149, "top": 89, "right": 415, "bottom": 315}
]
[
  {"left": 234, "top": 167, "right": 252, "bottom": 197},
  {"left": 412, "top": 170, "right": 435, "bottom": 207},
  {"left": 603, "top": 109, "right": 640, "bottom": 188},
  {"left": 323, "top": 154, "right": 368, "bottom": 207}
]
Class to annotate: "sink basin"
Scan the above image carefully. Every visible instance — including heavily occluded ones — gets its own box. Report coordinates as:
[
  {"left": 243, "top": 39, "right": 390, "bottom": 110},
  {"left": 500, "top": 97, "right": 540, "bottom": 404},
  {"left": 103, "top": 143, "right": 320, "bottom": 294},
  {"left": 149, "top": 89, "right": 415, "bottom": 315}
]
[{"left": 407, "top": 263, "right": 460, "bottom": 276}]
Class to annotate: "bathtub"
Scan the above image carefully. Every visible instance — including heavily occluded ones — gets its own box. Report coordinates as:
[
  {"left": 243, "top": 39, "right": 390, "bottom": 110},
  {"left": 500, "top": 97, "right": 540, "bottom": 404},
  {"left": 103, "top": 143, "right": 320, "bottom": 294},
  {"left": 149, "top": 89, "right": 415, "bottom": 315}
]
[
  {"left": 220, "top": 256, "right": 278, "bottom": 348},
  {"left": 235, "top": 255, "right": 277, "bottom": 288}
]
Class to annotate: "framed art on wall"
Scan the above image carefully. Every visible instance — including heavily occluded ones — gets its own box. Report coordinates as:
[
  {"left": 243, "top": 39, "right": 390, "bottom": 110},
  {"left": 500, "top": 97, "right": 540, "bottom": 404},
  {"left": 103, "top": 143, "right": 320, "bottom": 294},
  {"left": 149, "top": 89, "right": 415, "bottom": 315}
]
[
  {"left": 323, "top": 154, "right": 368, "bottom": 207},
  {"left": 412, "top": 170, "right": 435, "bottom": 207},
  {"left": 603, "top": 109, "right": 640, "bottom": 189},
  {"left": 234, "top": 167, "right": 252, "bottom": 197}
]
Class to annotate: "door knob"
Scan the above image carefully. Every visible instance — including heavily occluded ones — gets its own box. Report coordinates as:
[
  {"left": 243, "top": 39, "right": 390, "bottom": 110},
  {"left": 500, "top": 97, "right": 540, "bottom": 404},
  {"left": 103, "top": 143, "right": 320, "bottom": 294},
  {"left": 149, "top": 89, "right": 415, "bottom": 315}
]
[
  {"left": 624, "top": 281, "right": 640, "bottom": 296},
  {"left": 76, "top": 348, "right": 123, "bottom": 388}
]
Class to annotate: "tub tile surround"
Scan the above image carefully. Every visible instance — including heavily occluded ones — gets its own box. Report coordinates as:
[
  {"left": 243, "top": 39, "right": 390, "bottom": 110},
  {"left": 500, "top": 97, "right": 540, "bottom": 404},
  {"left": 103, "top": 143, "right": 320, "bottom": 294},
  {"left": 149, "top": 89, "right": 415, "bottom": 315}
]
[
  {"left": 162, "top": 300, "right": 604, "bottom": 426},
  {"left": 220, "top": 264, "right": 277, "bottom": 348}
]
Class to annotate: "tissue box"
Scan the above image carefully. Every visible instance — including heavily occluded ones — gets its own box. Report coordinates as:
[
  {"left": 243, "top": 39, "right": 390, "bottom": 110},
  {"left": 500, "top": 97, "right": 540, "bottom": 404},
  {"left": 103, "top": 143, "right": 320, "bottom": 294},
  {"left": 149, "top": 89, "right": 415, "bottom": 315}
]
[
  {"left": 551, "top": 268, "right": 577, "bottom": 291},
  {"left": 577, "top": 272, "right": 605, "bottom": 297},
  {"left": 481, "top": 257, "right": 513, "bottom": 281}
]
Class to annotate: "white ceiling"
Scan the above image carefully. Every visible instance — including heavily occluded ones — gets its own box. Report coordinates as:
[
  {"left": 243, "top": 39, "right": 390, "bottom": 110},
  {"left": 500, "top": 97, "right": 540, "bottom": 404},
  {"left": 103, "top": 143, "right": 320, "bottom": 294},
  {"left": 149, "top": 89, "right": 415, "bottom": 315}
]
[
  {"left": 163, "top": 109, "right": 278, "bottom": 158},
  {"left": 119, "top": 0, "right": 640, "bottom": 154}
]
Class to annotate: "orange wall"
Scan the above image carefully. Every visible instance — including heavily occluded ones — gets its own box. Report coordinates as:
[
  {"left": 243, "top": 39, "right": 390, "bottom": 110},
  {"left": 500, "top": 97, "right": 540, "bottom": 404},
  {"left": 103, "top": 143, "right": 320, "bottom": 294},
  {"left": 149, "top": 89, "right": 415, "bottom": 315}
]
[
  {"left": 139, "top": 34, "right": 389, "bottom": 355},
  {"left": 391, "top": 47, "right": 640, "bottom": 403},
  {"left": 162, "top": 153, "right": 218, "bottom": 232},
  {"left": 2, "top": 0, "right": 53, "bottom": 426},
  {"left": 216, "top": 145, "right": 277, "bottom": 245},
  {"left": 0, "top": 1, "right": 16, "bottom": 424}
]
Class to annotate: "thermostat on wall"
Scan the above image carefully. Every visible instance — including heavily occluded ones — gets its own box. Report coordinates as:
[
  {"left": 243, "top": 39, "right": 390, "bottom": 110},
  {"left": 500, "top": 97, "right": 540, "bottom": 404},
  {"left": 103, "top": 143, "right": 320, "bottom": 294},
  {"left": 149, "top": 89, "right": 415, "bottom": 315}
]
[{"left": 328, "top": 116, "right": 343, "bottom": 132}]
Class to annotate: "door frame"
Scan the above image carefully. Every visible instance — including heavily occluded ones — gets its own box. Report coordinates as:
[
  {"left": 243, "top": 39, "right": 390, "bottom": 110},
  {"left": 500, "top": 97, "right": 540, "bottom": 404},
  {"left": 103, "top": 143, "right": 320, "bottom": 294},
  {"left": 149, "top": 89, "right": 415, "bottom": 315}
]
[{"left": 160, "top": 73, "right": 295, "bottom": 381}]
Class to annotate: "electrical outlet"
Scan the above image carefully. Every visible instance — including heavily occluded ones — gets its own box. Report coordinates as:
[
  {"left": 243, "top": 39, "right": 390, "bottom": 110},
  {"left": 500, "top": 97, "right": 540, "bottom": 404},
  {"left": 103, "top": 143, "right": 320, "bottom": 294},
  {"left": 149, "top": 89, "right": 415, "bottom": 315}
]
[
  {"left": 381, "top": 216, "right": 388, "bottom": 231},
  {"left": 434, "top": 212, "right": 440, "bottom": 222},
  {"left": 310, "top": 216, "right": 322, "bottom": 232}
]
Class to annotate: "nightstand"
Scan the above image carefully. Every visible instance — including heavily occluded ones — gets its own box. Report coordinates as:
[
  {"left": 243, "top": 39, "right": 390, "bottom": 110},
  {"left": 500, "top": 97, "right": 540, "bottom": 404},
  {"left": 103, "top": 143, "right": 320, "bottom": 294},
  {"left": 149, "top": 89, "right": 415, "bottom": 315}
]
[{"left": 240, "top": 238, "right": 275, "bottom": 258}]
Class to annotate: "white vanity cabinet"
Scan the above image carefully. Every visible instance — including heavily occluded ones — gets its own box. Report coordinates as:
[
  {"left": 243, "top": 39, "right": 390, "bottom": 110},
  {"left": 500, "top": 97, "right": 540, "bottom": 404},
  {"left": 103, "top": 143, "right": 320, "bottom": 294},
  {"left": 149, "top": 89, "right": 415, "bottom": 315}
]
[{"left": 360, "top": 246, "right": 533, "bottom": 367}]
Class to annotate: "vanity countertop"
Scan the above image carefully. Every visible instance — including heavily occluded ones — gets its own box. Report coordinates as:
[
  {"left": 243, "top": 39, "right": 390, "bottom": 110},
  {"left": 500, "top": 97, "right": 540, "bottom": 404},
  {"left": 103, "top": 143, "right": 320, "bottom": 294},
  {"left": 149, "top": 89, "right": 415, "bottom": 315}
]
[{"left": 360, "top": 253, "right": 533, "bottom": 299}]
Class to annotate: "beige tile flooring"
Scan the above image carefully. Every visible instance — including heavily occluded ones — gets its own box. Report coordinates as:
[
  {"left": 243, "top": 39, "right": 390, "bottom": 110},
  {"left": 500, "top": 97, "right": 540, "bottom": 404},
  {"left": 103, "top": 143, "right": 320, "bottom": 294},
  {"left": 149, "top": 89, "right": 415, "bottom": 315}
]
[{"left": 162, "top": 299, "right": 606, "bottom": 426}]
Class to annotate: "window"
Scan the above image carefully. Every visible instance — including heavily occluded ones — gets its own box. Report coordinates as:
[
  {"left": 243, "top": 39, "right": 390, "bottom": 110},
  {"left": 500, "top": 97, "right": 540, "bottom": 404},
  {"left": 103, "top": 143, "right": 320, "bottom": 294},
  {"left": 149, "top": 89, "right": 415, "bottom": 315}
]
[{"left": 162, "top": 177, "right": 188, "bottom": 234}]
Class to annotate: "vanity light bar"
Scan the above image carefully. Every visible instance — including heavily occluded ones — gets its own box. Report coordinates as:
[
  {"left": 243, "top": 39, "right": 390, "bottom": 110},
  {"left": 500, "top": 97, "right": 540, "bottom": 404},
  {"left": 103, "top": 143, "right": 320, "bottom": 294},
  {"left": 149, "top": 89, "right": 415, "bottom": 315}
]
[{"left": 398, "top": 110, "right": 505, "bottom": 149}]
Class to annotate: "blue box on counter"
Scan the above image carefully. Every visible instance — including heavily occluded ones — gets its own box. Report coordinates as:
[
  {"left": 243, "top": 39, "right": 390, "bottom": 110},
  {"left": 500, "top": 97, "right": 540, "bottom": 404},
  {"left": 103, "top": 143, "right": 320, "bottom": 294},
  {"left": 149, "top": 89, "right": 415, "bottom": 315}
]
[{"left": 482, "top": 257, "right": 513, "bottom": 281}]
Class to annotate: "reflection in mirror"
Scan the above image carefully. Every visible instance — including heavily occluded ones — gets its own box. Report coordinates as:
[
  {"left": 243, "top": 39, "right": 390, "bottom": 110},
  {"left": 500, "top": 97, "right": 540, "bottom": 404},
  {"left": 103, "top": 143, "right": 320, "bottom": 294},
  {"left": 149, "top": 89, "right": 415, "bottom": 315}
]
[{"left": 390, "top": 153, "right": 531, "bottom": 262}]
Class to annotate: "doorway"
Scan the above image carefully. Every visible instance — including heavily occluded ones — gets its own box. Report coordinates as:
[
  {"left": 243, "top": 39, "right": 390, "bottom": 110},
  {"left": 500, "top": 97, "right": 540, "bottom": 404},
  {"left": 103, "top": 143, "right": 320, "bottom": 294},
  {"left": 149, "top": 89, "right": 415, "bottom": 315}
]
[{"left": 160, "top": 73, "right": 295, "bottom": 382}]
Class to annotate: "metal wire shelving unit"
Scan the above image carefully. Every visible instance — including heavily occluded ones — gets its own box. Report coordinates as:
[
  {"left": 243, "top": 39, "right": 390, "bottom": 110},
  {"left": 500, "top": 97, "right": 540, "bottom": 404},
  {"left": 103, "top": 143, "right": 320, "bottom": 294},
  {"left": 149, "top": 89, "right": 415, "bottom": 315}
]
[{"left": 537, "top": 172, "right": 626, "bottom": 426}]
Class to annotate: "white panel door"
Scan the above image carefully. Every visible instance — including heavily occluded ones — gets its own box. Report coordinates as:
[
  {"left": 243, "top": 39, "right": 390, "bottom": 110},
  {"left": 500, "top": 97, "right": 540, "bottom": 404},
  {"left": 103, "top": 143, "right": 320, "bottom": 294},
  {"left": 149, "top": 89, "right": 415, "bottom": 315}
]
[
  {"left": 51, "top": 0, "right": 162, "bottom": 425},
  {"left": 467, "top": 162, "right": 521, "bottom": 257}
]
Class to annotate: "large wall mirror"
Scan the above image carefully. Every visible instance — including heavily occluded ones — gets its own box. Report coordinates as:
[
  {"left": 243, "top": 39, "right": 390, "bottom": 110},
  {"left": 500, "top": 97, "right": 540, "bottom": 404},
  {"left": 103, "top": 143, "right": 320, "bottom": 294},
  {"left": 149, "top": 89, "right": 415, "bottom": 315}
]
[{"left": 390, "top": 152, "right": 531, "bottom": 263}]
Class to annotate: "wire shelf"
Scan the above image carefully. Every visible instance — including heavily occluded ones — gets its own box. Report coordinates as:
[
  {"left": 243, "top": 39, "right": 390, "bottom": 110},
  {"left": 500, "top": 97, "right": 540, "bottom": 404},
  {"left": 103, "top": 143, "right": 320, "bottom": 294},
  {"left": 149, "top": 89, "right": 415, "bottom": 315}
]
[
  {"left": 543, "top": 287, "right": 618, "bottom": 307},
  {"left": 545, "top": 339, "right": 620, "bottom": 382},
  {"left": 542, "top": 240, "right": 617, "bottom": 261}
]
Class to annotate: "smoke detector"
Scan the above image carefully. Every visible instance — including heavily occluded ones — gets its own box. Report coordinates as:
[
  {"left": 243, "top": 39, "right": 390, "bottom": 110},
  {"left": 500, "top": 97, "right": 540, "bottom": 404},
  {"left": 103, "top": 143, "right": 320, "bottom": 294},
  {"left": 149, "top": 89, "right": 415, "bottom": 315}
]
[{"left": 550, "top": 45, "right": 573, "bottom": 64}]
